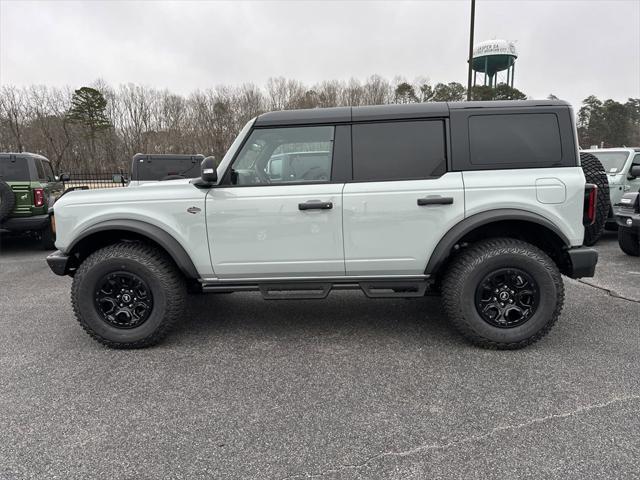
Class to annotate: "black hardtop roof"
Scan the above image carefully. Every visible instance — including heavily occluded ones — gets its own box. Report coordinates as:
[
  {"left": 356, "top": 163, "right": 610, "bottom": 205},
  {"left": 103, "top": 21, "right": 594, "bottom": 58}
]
[
  {"left": 254, "top": 99, "right": 571, "bottom": 126},
  {"left": 0, "top": 152, "right": 50, "bottom": 162},
  {"left": 133, "top": 153, "right": 205, "bottom": 160}
]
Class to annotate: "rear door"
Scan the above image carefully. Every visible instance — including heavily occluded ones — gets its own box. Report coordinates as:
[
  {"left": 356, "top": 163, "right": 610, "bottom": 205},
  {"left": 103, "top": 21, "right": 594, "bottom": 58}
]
[
  {"left": 342, "top": 120, "right": 465, "bottom": 276},
  {"left": 206, "top": 124, "right": 349, "bottom": 279}
]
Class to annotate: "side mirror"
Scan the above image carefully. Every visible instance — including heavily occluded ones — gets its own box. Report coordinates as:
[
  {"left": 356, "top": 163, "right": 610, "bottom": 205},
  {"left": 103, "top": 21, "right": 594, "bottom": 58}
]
[
  {"left": 112, "top": 174, "right": 124, "bottom": 184},
  {"left": 200, "top": 156, "right": 218, "bottom": 183},
  {"left": 60, "top": 173, "right": 70, "bottom": 182},
  {"left": 630, "top": 165, "right": 640, "bottom": 178}
]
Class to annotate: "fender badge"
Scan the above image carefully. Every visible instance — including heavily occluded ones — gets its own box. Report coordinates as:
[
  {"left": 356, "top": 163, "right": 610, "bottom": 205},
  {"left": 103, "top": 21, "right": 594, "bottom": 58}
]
[{"left": 187, "top": 206, "right": 201, "bottom": 214}]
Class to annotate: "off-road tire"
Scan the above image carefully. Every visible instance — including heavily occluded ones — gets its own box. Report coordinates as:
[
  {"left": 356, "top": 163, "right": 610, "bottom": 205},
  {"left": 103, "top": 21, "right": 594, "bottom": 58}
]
[
  {"left": 0, "top": 180, "right": 15, "bottom": 222},
  {"left": 618, "top": 226, "right": 640, "bottom": 256},
  {"left": 71, "top": 242, "right": 186, "bottom": 348},
  {"left": 441, "top": 238, "right": 564, "bottom": 349},
  {"left": 581, "top": 152, "right": 610, "bottom": 246},
  {"left": 40, "top": 218, "right": 56, "bottom": 250}
]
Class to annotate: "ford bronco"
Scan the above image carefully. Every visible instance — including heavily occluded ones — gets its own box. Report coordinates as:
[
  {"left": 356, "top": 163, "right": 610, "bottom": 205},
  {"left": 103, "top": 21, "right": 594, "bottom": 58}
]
[
  {"left": 47, "top": 100, "right": 599, "bottom": 349},
  {"left": 0, "top": 152, "right": 67, "bottom": 249}
]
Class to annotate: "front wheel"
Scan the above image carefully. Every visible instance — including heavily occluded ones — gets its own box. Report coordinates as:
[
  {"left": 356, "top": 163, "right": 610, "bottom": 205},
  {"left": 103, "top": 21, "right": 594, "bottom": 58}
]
[
  {"left": 71, "top": 242, "right": 186, "bottom": 348},
  {"left": 441, "top": 238, "right": 564, "bottom": 349},
  {"left": 618, "top": 227, "right": 640, "bottom": 256}
]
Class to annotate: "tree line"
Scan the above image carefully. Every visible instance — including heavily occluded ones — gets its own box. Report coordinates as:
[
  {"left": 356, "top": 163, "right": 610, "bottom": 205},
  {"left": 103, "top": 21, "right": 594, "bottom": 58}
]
[{"left": 0, "top": 75, "right": 637, "bottom": 173}]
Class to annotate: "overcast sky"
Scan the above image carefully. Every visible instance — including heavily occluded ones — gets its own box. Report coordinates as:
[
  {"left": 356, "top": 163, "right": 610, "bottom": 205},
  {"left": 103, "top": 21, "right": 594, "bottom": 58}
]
[{"left": 1, "top": 0, "right": 639, "bottom": 109}]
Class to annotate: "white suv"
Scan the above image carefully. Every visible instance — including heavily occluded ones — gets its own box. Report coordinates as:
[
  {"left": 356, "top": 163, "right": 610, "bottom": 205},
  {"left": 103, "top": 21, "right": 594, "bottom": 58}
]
[{"left": 47, "top": 100, "right": 598, "bottom": 349}]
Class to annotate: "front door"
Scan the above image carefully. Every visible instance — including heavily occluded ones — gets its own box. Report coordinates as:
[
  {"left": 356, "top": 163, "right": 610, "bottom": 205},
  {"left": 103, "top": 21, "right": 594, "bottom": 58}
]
[{"left": 206, "top": 124, "right": 345, "bottom": 279}]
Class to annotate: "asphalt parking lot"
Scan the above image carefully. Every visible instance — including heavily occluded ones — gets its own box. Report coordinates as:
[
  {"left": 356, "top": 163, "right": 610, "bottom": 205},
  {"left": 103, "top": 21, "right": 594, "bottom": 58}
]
[{"left": 1, "top": 232, "right": 639, "bottom": 480}]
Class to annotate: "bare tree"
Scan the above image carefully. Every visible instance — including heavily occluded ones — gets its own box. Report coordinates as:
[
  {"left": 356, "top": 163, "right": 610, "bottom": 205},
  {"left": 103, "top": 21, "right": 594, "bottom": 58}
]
[
  {"left": 0, "top": 74, "right": 545, "bottom": 173},
  {"left": 27, "top": 86, "right": 73, "bottom": 171},
  {"left": 0, "top": 86, "right": 28, "bottom": 152}
]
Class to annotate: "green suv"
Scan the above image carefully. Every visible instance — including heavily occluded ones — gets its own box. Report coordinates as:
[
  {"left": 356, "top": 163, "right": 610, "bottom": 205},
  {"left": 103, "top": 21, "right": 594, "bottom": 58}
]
[{"left": 0, "top": 153, "right": 66, "bottom": 249}]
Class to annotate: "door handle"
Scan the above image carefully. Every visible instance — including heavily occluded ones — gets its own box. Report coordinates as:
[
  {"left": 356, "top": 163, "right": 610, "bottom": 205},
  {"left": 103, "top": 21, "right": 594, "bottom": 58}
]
[
  {"left": 299, "top": 201, "right": 333, "bottom": 211},
  {"left": 417, "top": 196, "right": 454, "bottom": 206}
]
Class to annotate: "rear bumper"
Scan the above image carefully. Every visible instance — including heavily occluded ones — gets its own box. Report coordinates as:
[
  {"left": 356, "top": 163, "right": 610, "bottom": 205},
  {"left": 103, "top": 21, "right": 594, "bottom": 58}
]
[
  {"left": 46, "top": 250, "right": 74, "bottom": 276},
  {"left": 566, "top": 247, "right": 598, "bottom": 279},
  {"left": 0, "top": 214, "right": 49, "bottom": 232}
]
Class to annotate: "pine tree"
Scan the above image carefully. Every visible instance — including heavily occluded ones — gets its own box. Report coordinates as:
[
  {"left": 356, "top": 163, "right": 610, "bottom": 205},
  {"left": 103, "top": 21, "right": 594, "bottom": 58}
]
[{"left": 66, "top": 87, "right": 111, "bottom": 161}]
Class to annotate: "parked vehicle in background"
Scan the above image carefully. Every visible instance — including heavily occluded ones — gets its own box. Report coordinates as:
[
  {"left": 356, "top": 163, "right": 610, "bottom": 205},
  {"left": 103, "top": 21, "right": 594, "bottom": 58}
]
[
  {"left": 0, "top": 153, "right": 67, "bottom": 249},
  {"left": 128, "top": 154, "right": 204, "bottom": 186},
  {"left": 48, "top": 100, "right": 599, "bottom": 350},
  {"left": 584, "top": 148, "right": 640, "bottom": 230},
  {"left": 614, "top": 186, "right": 640, "bottom": 256}
]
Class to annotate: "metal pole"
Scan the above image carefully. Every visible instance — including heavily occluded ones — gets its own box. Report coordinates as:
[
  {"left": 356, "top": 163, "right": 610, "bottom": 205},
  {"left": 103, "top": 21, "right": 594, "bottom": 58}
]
[
  {"left": 466, "top": 0, "right": 476, "bottom": 100},
  {"left": 511, "top": 61, "right": 515, "bottom": 88}
]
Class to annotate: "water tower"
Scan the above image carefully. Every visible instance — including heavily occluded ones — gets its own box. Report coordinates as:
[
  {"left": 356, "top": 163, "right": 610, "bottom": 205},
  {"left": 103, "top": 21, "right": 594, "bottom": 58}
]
[{"left": 471, "top": 39, "right": 517, "bottom": 88}]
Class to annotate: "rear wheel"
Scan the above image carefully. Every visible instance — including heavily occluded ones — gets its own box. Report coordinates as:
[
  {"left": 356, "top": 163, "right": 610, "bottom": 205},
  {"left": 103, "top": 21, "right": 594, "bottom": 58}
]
[
  {"left": 441, "top": 238, "right": 564, "bottom": 349},
  {"left": 581, "top": 152, "right": 610, "bottom": 246},
  {"left": 71, "top": 242, "right": 186, "bottom": 348},
  {"left": 618, "top": 226, "right": 640, "bottom": 256}
]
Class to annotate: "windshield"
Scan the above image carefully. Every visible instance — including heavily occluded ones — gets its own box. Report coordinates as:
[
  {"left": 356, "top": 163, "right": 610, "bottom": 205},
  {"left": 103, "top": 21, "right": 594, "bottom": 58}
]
[
  {"left": 590, "top": 151, "right": 630, "bottom": 174},
  {"left": 0, "top": 158, "right": 29, "bottom": 181},
  {"left": 136, "top": 157, "right": 201, "bottom": 181},
  {"left": 216, "top": 118, "right": 256, "bottom": 179}
]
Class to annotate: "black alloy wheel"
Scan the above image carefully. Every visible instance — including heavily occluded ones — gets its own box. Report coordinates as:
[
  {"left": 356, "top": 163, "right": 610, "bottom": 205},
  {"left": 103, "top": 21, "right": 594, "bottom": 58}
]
[
  {"left": 94, "top": 271, "right": 154, "bottom": 329},
  {"left": 474, "top": 268, "right": 540, "bottom": 328}
]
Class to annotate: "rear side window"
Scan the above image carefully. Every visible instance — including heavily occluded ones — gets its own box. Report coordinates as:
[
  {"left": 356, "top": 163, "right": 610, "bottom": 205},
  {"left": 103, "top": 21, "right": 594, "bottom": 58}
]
[
  {"left": 468, "top": 113, "right": 562, "bottom": 166},
  {"left": 0, "top": 158, "right": 29, "bottom": 181},
  {"left": 352, "top": 120, "right": 446, "bottom": 181}
]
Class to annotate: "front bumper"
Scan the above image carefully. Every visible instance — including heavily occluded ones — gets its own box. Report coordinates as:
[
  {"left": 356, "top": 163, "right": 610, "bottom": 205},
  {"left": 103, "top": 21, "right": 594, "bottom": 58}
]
[
  {"left": 614, "top": 210, "right": 640, "bottom": 229},
  {"left": 46, "top": 250, "right": 75, "bottom": 276},
  {"left": 566, "top": 247, "right": 598, "bottom": 279},
  {"left": 0, "top": 214, "right": 49, "bottom": 232}
]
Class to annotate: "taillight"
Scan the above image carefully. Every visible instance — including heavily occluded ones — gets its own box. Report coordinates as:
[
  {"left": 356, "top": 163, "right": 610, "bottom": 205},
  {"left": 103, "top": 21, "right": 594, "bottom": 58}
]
[
  {"left": 583, "top": 184, "right": 597, "bottom": 226},
  {"left": 33, "top": 188, "right": 44, "bottom": 207}
]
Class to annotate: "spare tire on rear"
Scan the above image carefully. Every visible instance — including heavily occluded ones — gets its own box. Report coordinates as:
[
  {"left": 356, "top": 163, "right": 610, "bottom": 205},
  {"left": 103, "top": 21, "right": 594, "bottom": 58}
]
[
  {"left": 580, "top": 152, "right": 609, "bottom": 246},
  {"left": 0, "top": 180, "right": 16, "bottom": 222}
]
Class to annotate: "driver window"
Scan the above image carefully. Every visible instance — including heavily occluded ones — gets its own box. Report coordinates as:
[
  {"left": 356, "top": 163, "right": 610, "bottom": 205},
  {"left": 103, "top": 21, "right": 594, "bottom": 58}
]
[{"left": 230, "top": 126, "right": 334, "bottom": 185}]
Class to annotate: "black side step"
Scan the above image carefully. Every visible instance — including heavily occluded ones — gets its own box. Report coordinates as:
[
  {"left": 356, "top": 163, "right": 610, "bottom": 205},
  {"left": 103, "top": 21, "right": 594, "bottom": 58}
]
[
  {"left": 259, "top": 283, "right": 332, "bottom": 300},
  {"left": 359, "top": 281, "right": 428, "bottom": 298},
  {"left": 201, "top": 278, "right": 432, "bottom": 299}
]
